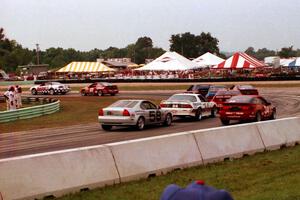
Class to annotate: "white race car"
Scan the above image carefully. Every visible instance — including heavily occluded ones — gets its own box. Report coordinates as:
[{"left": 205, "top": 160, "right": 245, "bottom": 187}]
[
  {"left": 98, "top": 100, "right": 173, "bottom": 131},
  {"left": 30, "top": 82, "right": 70, "bottom": 95},
  {"left": 160, "top": 93, "right": 217, "bottom": 120}
]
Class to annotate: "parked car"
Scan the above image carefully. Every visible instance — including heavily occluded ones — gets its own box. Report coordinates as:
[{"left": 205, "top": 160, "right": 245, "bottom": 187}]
[
  {"left": 98, "top": 100, "right": 173, "bottom": 131},
  {"left": 233, "top": 85, "right": 259, "bottom": 95},
  {"left": 219, "top": 95, "right": 276, "bottom": 125},
  {"left": 212, "top": 90, "right": 242, "bottom": 109},
  {"left": 186, "top": 84, "right": 211, "bottom": 96},
  {"left": 30, "top": 82, "right": 70, "bottom": 95},
  {"left": 80, "top": 82, "right": 118, "bottom": 96},
  {"left": 160, "top": 93, "right": 217, "bottom": 120},
  {"left": 205, "top": 85, "right": 227, "bottom": 101}
]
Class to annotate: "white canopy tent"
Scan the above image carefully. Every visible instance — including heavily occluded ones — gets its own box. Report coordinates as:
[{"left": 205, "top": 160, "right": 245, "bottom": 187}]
[
  {"left": 135, "top": 51, "right": 198, "bottom": 71},
  {"left": 280, "top": 58, "right": 295, "bottom": 67},
  {"left": 192, "top": 52, "right": 224, "bottom": 68},
  {"left": 284, "top": 57, "right": 300, "bottom": 67}
]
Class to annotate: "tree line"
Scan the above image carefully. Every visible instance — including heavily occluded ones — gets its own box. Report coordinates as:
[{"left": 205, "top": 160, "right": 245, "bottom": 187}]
[{"left": 1, "top": 27, "right": 300, "bottom": 73}]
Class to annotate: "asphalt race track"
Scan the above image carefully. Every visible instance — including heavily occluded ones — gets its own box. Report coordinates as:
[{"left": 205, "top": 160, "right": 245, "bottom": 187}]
[{"left": 1, "top": 89, "right": 300, "bottom": 159}]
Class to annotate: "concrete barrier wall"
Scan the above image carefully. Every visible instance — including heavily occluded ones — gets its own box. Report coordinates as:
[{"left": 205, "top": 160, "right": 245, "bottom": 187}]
[
  {"left": 0, "top": 146, "right": 119, "bottom": 200},
  {"left": 1, "top": 117, "right": 299, "bottom": 199},
  {"left": 256, "top": 117, "right": 300, "bottom": 149},
  {"left": 107, "top": 132, "right": 202, "bottom": 182},
  {"left": 193, "top": 123, "right": 265, "bottom": 164}
]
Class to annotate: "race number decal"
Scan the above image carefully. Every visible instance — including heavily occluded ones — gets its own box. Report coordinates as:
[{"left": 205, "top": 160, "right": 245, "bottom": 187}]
[{"left": 149, "top": 111, "right": 162, "bottom": 122}]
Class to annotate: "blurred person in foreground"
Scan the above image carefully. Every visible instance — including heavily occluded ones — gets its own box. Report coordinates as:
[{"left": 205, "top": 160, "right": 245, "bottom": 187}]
[{"left": 160, "top": 180, "right": 233, "bottom": 200}]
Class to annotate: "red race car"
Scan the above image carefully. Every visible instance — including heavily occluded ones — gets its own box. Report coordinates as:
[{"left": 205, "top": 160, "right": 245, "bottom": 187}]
[
  {"left": 212, "top": 90, "right": 241, "bottom": 110},
  {"left": 219, "top": 95, "right": 276, "bottom": 125},
  {"left": 80, "top": 82, "right": 119, "bottom": 96}
]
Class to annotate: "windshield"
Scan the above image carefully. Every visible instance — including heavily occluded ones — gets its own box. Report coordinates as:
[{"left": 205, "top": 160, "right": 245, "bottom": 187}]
[
  {"left": 109, "top": 100, "right": 139, "bottom": 108},
  {"left": 168, "top": 95, "right": 197, "bottom": 102},
  {"left": 187, "top": 85, "right": 210, "bottom": 91}
]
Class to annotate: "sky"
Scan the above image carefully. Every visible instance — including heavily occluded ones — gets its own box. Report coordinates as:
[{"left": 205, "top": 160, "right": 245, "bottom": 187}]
[{"left": 1, "top": 0, "right": 300, "bottom": 52}]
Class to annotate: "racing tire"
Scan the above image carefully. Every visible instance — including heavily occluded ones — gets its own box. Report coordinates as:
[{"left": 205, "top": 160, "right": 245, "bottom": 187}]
[
  {"left": 111, "top": 93, "right": 115, "bottom": 96},
  {"left": 255, "top": 112, "right": 262, "bottom": 122},
  {"left": 97, "top": 90, "right": 103, "bottom": 96},
  {"left": 270, "top": 110, "right": 276, "bottom": 120},
  {"left": 210, "top": 106, "right": 217, "bottom": 117},
  {"left": 49, "top": 89, "right": 55, "bottom": 95},
  {"left": 81, "top": 90, "right": 87, "bottom": 96},
  {"left": 195, "top": 108, "right": 203, "bottom": 121},
  {"left": 163, "top": 113, "right": 172, "bottom": 126},
  {"left": 136, "top": 117, "right": 145, "bottom": 130},
  {"left": 221, "top": 119, "right": 230, "bottom": 125},
  {"left": 101, "top": 125, "right": 112, "bottom": 131},
  {"left": 31, "top": 89, "right": 37, "bottom": 95}
]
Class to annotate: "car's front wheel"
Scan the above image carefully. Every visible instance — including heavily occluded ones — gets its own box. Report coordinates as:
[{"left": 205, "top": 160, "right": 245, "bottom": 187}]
[
  {"left": 195, "top": 108, "right": 202, "bottom": 121},
  {"left": 81, "top": 90, "right": 86, "bottom": 96},
  {"left": 136, "top": 117, "right": 145, "bottom": 130},
  {"left": 164, "top": 113, "right": 172, "bottom": 126},
  {"left": 255, "top": 112, "right": 262, "bottom": 122},
  {"left": 211, "top": 106, "right": 217, "bottom": 117},
  {"left": 270, "top": 110, "right": 276, "bottom": 120},
  {"left": 31, "top": 89, "right": 37, "bottom": 95},
  {"left": 97, "top": 90, "right": 103, "bottom": 96},
  {"left": 49, "top": 89, "right": 55, "bottom": 95},
  {"left": 102, "top": 125, "right": 112, "bottom": 131}
]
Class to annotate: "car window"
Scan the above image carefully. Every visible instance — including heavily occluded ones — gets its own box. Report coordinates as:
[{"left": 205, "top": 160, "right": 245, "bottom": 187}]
[
  {"left": 258, "top": 97, "right": 268, "bottom": 105},
  {"left": 140, "top": 102, "right": 150, "bottom": 110},
  {"left": 147, "top": 101, "right": 157, "bottom": 109},
  {"left": 198, "top": 95, "right": 206, "bottom": 102},
  {"left": 109, "top": 100, "right": 138, "bottom": 108},
  {"left": 251, "top": 98, "right": 261, "bottom": 104},
  {"left": 168, "top": 95, "right": 197, "bottom": 102}
]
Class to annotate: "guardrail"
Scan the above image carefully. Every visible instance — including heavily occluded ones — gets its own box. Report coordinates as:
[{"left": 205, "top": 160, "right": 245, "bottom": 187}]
[{"left": 0, "top": 97, "right": 60, "bottom": 123}]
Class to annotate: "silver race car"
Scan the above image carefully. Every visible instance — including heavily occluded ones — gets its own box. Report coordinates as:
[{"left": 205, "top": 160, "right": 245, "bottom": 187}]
[
  {"left": 160, "top": 93, "right": 217, "bottom": 120},
  {"left": 98, "top": 100, "right": 173, "bottom": 131}
]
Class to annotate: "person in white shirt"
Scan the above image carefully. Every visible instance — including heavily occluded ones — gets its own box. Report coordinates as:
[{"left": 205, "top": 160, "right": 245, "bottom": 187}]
[
  {"left": 5, "top": 86, "right": 17, "bottom": 111},
  {"left": 15, "top": 85, "right": 22, "bottom": 108}
]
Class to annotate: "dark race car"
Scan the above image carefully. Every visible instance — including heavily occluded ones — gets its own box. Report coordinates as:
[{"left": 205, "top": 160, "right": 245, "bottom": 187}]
[
  {"left": 219, "top": 95, "right": 276, "bottom": 125},
  {"left": 233, "top": 85, "right": 259, "bottom": 95},
  {"left": 80, "top": 82, "right": 118, "bottom": 96},
  {"left": 205, "top": 85, "right": 227, "bottom": 101},
  {"left": 186, "top": 84, "right": 211, "bottom": 97}
]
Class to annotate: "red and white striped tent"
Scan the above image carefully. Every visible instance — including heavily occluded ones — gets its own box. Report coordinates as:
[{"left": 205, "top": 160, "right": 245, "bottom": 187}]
[{"left": 212, "top": 52, "right": 265, "bottom": 69}]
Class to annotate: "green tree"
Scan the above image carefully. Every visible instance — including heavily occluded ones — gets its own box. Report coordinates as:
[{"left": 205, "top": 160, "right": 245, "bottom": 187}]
[
  {"left": 278, "top": 46, "right": 297, "bottom": 58},
  {"left": 134, "top": 36, "right": 153, "bottom": 64},
  {"left": 169, "top": 32, "right": 220, "bottom": 58}
]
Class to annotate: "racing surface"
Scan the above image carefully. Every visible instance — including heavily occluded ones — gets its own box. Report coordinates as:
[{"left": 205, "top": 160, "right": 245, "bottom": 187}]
[{"left": 1, "top": 88, "right": 300, "bottom": 159}]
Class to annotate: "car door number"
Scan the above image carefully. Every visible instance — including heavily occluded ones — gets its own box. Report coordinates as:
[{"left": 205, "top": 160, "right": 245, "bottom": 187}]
[{"left": 149, "top": 111, "right": 162, "bottom": 122}]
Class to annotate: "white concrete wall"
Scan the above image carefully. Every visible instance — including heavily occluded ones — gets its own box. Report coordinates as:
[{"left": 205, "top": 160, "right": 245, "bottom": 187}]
[
  {"left": 0, "top": 146, "right": 119, "bottom": 200},
  {"left": 193, "top": 124, "right": 265, "bottom": 163},
  {"left": 107, "top": 132, "right": 202, "bottom": 182}
]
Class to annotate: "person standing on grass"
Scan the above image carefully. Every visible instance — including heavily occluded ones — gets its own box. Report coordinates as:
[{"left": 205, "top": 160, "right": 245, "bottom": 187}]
[
  {"left": 15, "top": 85, "right": 22, "bottom": 108},
  {"left": 3, "top": 89, "right": 10, "bottom": 110},
  {"left": 6, "top": 86, "right": 17, "bottom": 111}
]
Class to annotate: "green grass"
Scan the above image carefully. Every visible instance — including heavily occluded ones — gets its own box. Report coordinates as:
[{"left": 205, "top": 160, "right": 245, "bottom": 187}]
[
  {"left": 57, "top": 145, "right": 300, "bottom": 200},
  {"left": 0, "top": 96, "right": 163, "bottom": 133},
  {"left": 0, "top": 80, "right": 34, "bottom": 86}
]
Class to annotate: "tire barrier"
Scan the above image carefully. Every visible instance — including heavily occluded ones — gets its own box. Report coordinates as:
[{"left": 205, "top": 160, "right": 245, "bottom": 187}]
[
  {"left": 0, "top": 117, "right": 299, "bottom": 199},
  {"left": 0, "top": 97, "right": 60, "bottom": 123}
]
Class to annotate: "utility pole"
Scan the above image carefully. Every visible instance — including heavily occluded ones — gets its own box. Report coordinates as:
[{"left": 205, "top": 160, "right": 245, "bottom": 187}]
[{"left": 36, "top": 43, "right": 40, "bottom": 65}]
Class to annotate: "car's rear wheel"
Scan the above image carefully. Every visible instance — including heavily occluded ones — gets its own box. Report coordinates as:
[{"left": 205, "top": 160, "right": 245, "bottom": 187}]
[
  {"left": 255, "top": 112, "right": 262, "bottom": 122},
  {"left": 136, "top": 117, "right": 145, "bottom": 130},
  {"left": 101, "top": 125, "right": 112, "bottom": 131},
  {"left": 49, "top": 89, "right": 55, "bottom": 95},
  {"left": 31, "top": 89, "right": 37, "bottom": 95},
  {"left": 211, "top": 106, "right": 217, "bottom": 117},
  {"left": 111, "top": 93, "right": 115, "bottom": 96},
  {"left": 221, "top": 119, "right": 230, "bottom": 125},
  {"left": 97, "top": 90, "right": 103, "bottom": 96},
  {"left": 164, "top": 113, "right": 172, "bottom": 126},
  {"left": 195, "top": 108, "right": 202, "bottom": 121}
]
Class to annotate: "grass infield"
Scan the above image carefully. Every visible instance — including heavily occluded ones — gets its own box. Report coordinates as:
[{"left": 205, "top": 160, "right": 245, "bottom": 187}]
[
  {"left": 0, "top": 96, "right": 163, "bottom": 133},
  {"left": 57, "top": 145, "right": 300, "bottom": 200}
]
